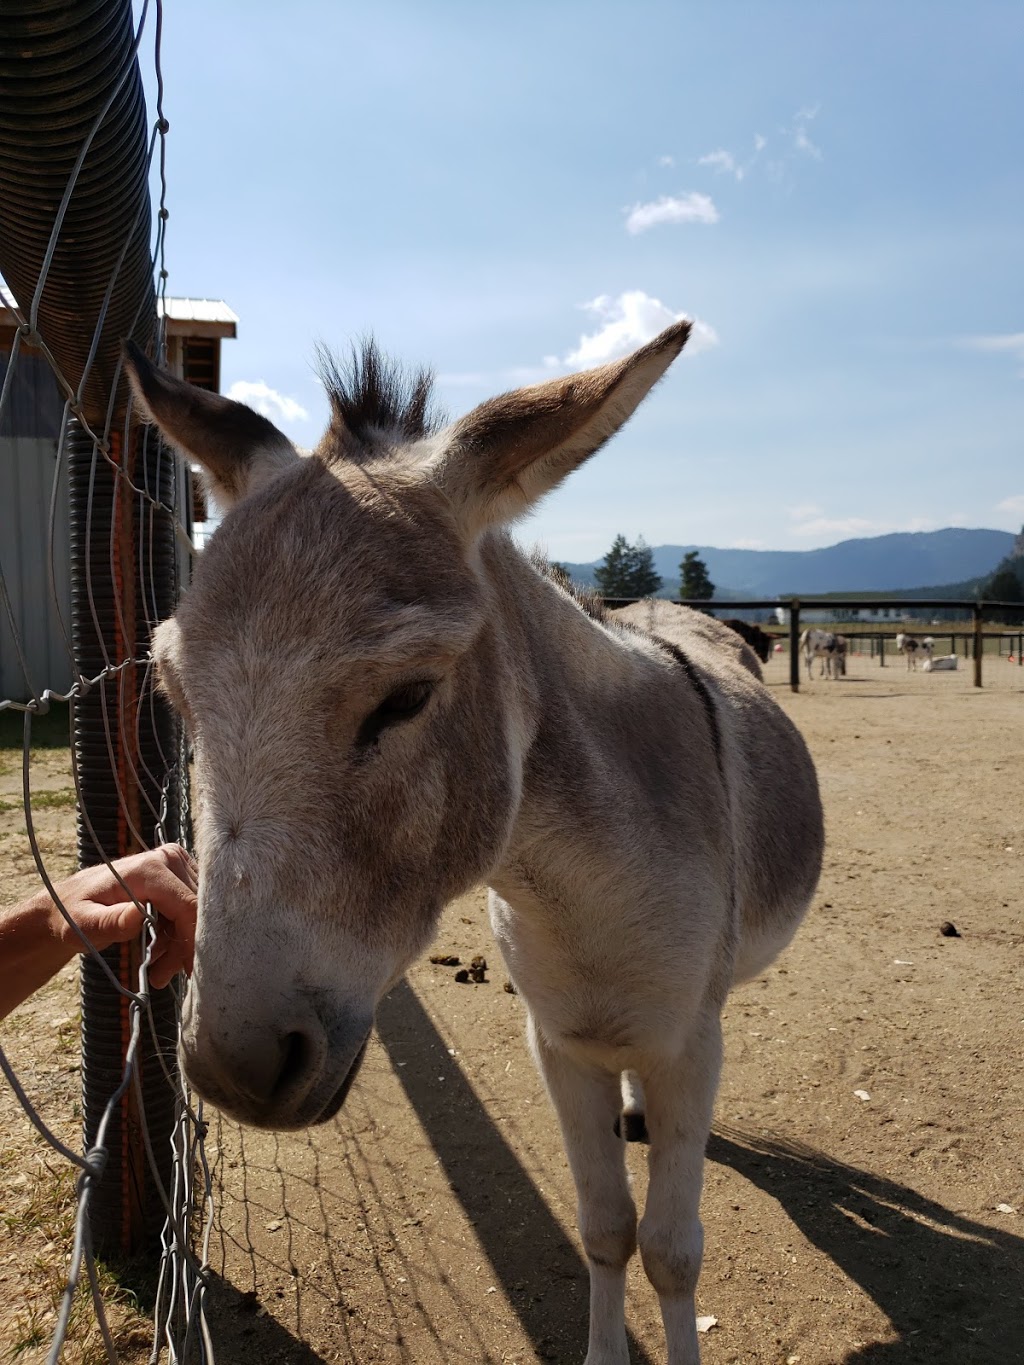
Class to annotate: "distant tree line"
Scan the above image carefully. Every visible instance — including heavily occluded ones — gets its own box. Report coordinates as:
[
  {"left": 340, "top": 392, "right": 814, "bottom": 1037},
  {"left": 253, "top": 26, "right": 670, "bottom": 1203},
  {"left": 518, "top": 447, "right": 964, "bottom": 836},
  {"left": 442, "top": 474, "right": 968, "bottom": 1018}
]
[
  {"left": 984, "top": 531, "right": 1024, "bottom": 623},
  {"left": 576, "top": 527, "right": 1024, "bottom": 624},
  {"left": 591, "top": 534, "right": 715, "bottom": 606}
]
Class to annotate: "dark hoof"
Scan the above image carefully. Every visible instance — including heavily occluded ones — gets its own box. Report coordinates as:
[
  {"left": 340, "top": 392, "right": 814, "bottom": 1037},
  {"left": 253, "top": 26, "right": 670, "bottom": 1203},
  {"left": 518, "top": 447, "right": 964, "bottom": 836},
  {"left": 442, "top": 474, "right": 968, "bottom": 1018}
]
[{"left": 614, "top": 1112, "right": 649, "bottom": 1143}]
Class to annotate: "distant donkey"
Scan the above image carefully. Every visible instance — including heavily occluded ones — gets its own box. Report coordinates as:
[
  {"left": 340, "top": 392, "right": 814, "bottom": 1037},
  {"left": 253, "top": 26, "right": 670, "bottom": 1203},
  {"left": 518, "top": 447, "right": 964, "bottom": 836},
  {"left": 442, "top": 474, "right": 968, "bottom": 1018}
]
[
  {"left": 800, "top": 627, "right": 847, "bottom": 679},
  {"left": 126, "top": 323, "right": 823, "bottom": 1365},
  {"left": 895, "top": 632, "right": 934, "bottom": 670}
]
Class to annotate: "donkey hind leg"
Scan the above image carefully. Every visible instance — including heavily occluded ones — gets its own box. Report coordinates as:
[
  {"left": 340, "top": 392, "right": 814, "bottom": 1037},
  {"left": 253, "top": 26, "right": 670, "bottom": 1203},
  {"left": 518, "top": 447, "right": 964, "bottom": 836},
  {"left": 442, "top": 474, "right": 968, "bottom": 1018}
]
[
  {"left": 619, "top": 1070, "right": 649, "bottom": 1143},
  {"left": 638, "top": 1012, "right": 723, "bottom": 1365},
  {"left": 528, "top": 1016, "right": 635, "bottom": 1365}
]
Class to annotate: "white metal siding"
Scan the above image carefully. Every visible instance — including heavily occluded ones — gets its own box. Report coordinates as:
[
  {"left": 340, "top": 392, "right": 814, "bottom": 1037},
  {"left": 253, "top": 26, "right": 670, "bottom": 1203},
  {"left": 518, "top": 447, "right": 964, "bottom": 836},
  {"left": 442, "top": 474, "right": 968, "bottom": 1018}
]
[{"left": 0, "top": 354, "right": 73, "bottom": 703}]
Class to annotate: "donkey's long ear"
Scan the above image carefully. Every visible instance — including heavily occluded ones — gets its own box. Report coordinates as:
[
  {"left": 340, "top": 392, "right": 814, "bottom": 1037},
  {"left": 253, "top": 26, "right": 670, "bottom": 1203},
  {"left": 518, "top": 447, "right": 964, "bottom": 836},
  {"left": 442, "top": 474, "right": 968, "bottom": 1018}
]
[
  {"left": 123, "top": 341, "right": 301, "bottom": 511},
  {"left": 427, "top": 320, "right": 690, "bottom": 534}
]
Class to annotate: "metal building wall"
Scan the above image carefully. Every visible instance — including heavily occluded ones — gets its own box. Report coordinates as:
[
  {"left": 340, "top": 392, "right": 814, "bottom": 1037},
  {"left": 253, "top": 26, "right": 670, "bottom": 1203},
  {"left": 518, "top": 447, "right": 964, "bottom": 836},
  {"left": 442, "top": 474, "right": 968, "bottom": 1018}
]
[{"left": 0, "top": 350, "right": 73, "bottom": 701}]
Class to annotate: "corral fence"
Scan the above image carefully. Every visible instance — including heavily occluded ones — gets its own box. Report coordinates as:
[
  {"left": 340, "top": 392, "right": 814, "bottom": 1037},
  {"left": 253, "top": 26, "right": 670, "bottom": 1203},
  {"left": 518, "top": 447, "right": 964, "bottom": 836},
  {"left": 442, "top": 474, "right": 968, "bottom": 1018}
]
[
  {"left": 602, "top": 598, "right": 1024, "bottom": 692},
  {"left": 1, "top": 3, "right": 212, "bottom": 1362}
]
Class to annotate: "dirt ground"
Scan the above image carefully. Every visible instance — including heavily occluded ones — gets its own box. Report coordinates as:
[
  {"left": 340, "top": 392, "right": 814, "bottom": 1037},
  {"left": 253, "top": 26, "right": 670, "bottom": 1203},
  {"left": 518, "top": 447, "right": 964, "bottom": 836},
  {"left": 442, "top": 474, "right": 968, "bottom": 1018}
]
[{"left": 2, "top": 651, "right": 1023, "bottom": 1364}]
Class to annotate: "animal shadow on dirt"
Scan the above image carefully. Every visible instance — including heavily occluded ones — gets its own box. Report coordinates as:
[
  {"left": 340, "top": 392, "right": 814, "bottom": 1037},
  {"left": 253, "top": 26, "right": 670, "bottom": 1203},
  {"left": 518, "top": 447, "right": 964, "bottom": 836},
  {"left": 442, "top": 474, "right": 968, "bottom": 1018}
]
[
  {"left": 708, "top": 1125, "right": 1022, "bottom": 1364},
  {"left": 375, "top": 979, "right": 657, "bottom": 1364},
  {"left": 201, "top": 1271, "right": 328, "bottom": 1364}
]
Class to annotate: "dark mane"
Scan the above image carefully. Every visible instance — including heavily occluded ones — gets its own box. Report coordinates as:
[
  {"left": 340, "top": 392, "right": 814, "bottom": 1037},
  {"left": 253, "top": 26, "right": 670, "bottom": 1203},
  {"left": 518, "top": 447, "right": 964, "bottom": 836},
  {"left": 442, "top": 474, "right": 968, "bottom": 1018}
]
[
  {"left": 316, "top": 338, "right": 443, "bottom": 445},
  {"left": 530, "top": 552, "right": 609, "bottom": 622}
]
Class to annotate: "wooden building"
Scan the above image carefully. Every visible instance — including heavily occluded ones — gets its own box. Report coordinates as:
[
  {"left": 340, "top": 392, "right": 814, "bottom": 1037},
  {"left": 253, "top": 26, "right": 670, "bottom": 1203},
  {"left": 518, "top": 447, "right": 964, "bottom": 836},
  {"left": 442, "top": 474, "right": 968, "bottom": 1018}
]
[{"left": 0, "top": 287, "right": 237, "bottom": 703}]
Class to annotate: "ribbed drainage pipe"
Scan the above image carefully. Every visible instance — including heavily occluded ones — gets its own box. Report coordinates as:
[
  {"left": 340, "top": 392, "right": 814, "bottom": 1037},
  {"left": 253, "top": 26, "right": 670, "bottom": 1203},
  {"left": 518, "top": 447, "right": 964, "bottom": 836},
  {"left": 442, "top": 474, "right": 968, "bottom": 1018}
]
[
  {"left": 0, "top": 0, "right": 155, "bottom": 422},
  {"left": 69, "top": 420, "right": 181, "bottom": 1257},
  {"left": 0, "top": 2, "right": 181, "bottom": 1261}
]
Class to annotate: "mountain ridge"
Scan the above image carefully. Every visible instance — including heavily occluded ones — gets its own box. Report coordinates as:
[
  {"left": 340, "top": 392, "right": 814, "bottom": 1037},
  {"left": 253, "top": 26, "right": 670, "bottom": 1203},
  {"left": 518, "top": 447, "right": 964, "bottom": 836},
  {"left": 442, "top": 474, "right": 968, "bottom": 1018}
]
[{"left": 562, "top": 528, "right": 1015, "bottom": 598}]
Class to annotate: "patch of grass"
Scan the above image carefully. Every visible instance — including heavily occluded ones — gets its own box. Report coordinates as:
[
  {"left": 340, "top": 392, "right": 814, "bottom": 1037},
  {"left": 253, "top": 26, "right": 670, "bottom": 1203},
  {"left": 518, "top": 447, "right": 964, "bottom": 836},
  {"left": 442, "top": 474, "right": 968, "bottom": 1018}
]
[
  {"left": 2, "top": 1146, "right": 156, "bottom": 1365},
  {"left": 0, "top": 788, "right": 77, "bottom": 814}
]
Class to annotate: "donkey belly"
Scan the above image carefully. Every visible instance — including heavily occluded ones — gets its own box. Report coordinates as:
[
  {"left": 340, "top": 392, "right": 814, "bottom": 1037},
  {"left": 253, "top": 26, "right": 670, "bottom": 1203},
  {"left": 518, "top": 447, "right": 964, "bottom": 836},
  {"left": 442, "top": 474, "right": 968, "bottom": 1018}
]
[
  {"left": 731, "top": 897, "right": 809, "bottom": 985},
  {"left": 728, "top": 745, "right": 823, "bottom": 987},
  {"left": 488, "top": 879, "right": 731, "bottom": 1070}
]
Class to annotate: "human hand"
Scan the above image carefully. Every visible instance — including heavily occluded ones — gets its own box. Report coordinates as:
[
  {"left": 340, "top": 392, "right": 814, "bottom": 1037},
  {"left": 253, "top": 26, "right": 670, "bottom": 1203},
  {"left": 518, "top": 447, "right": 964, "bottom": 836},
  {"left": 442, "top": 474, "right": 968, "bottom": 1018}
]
[{"left": 44, "top": 844, "right": 197, "bottom": 989}]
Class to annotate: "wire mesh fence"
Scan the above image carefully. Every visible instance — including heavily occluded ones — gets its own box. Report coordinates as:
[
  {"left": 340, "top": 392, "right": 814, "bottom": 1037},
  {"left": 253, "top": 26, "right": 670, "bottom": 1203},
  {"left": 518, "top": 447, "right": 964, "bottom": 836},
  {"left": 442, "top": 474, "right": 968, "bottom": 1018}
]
[{"left": 0, "top": 2, "right": 213, "bottom": 1360}]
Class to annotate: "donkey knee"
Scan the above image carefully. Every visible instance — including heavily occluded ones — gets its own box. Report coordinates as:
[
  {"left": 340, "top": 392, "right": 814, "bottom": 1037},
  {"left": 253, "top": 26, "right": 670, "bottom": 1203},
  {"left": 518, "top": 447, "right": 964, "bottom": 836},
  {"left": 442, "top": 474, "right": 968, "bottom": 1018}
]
[
  {"left": 638, "top": 1215, "right": 703, "bottom": 1299},
  {"left": 580, "top": 1197, "right": 637, "bottom": 1271}
]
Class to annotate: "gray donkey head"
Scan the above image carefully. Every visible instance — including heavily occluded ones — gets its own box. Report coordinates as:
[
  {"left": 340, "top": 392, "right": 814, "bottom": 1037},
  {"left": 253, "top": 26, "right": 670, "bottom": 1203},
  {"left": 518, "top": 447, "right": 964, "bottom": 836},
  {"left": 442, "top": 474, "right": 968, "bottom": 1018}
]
[{"left": 126, "top": 322, "right": 689, "bottom": 1129}]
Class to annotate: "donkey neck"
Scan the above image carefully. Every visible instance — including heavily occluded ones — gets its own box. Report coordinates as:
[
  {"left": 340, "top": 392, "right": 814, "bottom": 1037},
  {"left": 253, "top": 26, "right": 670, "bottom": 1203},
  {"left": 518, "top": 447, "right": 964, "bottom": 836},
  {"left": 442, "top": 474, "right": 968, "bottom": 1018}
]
[
  {"left": 478, "top": 535, "right": 722, "bottom": 867},
  {"left": 479, "top": 532, "right": 663, "bottom": 729}
]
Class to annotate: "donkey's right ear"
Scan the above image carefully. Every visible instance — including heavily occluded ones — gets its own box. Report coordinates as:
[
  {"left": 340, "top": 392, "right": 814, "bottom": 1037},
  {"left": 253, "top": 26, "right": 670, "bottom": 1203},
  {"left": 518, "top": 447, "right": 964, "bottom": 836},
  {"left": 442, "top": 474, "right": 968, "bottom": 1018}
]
[{"left": 123, "top": 341, "right": 300, "bottom": 511}]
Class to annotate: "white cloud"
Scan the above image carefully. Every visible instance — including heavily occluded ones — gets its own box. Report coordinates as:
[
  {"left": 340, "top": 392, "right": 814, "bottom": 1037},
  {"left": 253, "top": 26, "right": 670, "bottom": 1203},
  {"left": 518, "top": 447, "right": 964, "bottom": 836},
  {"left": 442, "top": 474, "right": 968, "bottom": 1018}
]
[
  {"left": 698, "top": 149, "right": 744, "bottom": 181},
  {"left": 791, "top": 105, "right": 822, "bottom": 159},
  {"left": 961, "top": 332, "right": 1024, "bottom": 376},
  {"left": 227, "top": 380, "right": 309, "bottom": 423},
  {"left": 697, "top": 133, "right": 768, "bottom": 182},
  {"left": 555, "top": 291, "right": 719, "bottom": 369},
  {"left": 657, "top": 154, "right": 676, "bottom": 168},
  {"left": 624, "top": 192, "right": 718, "bottom": 234},
  {"left": 787, "top": 504, "right": 938, "bottom": 540},
  {"left": 996, "top": 494, "right": 1024, "bottom": 516}
]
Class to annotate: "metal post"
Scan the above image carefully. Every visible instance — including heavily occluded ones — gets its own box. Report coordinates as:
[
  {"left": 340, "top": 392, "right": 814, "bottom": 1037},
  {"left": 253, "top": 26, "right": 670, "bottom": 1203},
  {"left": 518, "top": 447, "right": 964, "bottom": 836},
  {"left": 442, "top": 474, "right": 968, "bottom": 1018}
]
[
  {"left": 973, "top": 604, "right": 983, "bottom": 688},
  {"left": 789, "top": 600, "right": 800, "bottom": 693},
  {"left": 879, "top": 633, "right": 885, "bottom": 667},
  {"left": 70, "top": 421, "right": 181, "bottom": 1257}
]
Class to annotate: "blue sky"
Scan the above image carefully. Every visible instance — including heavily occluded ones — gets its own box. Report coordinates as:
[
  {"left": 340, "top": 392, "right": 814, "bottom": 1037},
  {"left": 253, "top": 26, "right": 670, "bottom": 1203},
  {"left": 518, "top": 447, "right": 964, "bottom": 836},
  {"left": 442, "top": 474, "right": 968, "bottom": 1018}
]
[{"left": 151, "top": 1, "right": 1023, "bottom": 560}]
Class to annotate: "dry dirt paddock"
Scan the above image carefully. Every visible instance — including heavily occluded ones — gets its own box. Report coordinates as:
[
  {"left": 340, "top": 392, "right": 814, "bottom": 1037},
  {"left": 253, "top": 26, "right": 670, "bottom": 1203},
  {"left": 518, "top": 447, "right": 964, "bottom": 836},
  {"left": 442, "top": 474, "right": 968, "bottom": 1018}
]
[{"left": 2, "top": 653, "right": 1023, "bottom": 1365}]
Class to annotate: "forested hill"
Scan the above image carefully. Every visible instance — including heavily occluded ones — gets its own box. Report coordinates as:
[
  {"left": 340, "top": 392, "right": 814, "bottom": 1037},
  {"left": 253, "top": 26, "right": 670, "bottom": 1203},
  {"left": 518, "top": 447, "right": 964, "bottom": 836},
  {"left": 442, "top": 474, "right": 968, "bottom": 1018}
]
[{"left": 562, "top": 528, "right": 1016, "bottom": 597}]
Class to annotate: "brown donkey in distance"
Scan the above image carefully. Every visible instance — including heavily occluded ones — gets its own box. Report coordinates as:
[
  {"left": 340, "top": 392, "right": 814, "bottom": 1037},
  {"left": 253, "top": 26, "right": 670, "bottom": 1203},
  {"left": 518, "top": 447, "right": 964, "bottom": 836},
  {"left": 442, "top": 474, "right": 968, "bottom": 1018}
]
[{"left": 126, "top": 323, "right": 823, "bottom": 1365}]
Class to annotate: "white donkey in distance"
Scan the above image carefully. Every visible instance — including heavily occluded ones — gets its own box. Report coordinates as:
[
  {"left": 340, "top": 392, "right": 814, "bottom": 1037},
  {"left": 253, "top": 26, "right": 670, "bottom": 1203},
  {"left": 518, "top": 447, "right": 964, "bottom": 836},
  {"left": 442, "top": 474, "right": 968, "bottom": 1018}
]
[{"left": 126, "top": 322, "right": 823, "bottom": 1365}]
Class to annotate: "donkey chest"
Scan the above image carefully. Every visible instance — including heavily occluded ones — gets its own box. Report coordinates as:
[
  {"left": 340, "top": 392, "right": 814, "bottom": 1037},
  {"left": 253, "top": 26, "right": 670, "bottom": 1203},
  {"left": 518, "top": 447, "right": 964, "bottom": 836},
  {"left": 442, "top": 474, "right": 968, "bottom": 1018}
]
[{"left": 488, "top": 872, "right": 717, "bottom": 1061}]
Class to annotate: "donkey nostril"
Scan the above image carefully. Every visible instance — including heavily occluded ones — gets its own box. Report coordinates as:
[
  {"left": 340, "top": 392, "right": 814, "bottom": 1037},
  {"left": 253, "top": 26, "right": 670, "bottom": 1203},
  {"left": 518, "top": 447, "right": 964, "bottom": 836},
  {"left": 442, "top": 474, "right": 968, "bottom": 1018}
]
[{"left": 274, "top": 1030, "right": 311, "bottom": 1100}]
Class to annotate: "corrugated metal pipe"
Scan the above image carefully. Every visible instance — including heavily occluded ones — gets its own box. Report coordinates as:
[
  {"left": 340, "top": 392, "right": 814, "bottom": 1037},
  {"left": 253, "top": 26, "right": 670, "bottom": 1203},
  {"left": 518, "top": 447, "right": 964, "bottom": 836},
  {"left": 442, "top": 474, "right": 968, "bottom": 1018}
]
[
  {"left": 0, "top": 2, "right": 180, "bottom": 1259},
  {"left": 0, "top": 0, "right": 156, "bottom": 424}
]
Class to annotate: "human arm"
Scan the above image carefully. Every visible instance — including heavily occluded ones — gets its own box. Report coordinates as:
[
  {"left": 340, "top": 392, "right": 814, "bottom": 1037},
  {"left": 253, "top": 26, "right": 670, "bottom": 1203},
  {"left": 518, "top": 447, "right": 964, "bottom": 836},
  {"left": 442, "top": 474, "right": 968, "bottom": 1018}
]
[{"left": 0, "top": 844, "right": 197, "bottom": 1021}]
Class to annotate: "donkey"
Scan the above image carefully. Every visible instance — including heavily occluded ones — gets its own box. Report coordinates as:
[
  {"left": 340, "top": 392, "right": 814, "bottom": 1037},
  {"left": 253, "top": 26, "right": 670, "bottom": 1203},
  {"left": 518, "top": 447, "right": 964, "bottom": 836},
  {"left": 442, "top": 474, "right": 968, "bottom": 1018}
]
[
  {"left": 125, "top": 323, "right": 823, "bottom": 1365},
  {"left": 799, "top": 627, "right": 845, "bottom": 679},
  {"left": 895, "top": 632, "right": 934, "bottom": 670}
]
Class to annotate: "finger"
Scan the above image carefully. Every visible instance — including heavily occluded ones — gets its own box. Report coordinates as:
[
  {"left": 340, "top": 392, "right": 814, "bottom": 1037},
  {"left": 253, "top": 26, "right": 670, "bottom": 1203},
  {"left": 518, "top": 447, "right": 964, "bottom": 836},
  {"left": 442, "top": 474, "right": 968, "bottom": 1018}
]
[
  {"left": 159, "top": 843, "right": 198, "bottom": 894},
  {"left": 148, "top": 931, "right": 192, "bottom": 987},
  {"left": 80, "top": 901, "right": 147, "bottom": 950},
  {"left": 149, "top": 908, "right": 195, "bottom": 979},
  {"left": 116, "top": 859, "right": 197, "bottom": 935}
]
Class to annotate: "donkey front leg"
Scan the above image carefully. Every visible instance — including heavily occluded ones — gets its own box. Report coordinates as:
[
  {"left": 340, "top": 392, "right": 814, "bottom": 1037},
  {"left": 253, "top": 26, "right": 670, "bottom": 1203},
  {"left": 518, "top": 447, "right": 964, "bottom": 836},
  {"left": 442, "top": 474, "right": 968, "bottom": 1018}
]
[
  {"left": 528, "top": 1016, "right": 635, "bottom": 1365},
  {"left": 638, "top": 1012, "right": 723, "bottom": 1365}
]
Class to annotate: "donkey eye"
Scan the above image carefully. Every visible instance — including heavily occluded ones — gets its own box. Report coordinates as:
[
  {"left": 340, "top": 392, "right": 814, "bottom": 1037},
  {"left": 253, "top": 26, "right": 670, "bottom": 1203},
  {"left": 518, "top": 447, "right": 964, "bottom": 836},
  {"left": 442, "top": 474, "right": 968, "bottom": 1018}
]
[{"left": 356, "top": 681, "right": 434, "bottom": 748}]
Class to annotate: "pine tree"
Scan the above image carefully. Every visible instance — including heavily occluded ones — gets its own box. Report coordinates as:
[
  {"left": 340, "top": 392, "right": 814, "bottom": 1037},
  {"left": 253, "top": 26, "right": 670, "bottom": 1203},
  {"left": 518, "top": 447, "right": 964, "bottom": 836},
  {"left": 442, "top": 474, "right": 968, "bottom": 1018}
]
[
  {"left": 679, "top": 551, "right": 715, "bottom": 605},
  {"left": 985, "top": 565, "right": 1024, "bottom": 623},
  {"left": 630, "top": 536, "right": 662, "bottom": 597},
  {"left": 594, "top": 535, "right": 663, "bottom": 599},
  {"left": 594, "top": 535, "right": 635, "bottom": 597}
]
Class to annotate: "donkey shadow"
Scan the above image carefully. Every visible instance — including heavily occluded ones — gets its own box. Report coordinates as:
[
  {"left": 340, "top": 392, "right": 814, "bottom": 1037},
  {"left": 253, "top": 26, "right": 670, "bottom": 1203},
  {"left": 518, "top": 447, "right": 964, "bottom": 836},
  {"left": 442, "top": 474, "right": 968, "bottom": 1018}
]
[
  {"left": 378, "top": 984, "right": 1021, "bottom": 1364},
  {"left": 202, "top": 984, "right": 1019, "bottom": 1364},
  {"left": 708, "top": 1125, "right": 1023, "bottom": 1364},
  {"left": 375, "top": 979, "right": 657, "bottom": 1364}
]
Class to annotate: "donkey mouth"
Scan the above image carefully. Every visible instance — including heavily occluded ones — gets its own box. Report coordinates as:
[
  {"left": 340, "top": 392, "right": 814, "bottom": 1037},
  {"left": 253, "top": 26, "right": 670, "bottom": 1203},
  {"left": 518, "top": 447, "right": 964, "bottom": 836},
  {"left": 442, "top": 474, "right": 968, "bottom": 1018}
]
[{"left": 314, "top": 1035, "right": 370, "bottom": 1125}]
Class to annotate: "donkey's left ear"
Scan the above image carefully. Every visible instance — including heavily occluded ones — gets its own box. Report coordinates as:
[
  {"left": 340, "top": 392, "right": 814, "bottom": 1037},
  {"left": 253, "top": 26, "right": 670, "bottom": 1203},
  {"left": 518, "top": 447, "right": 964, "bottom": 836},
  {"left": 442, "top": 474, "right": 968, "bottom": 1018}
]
[
  {"left": 123, "top": 341, "right": 301, "bottom": 512},
  {"left": 426, "top": 320, "right": 690, "bottom": 535}
]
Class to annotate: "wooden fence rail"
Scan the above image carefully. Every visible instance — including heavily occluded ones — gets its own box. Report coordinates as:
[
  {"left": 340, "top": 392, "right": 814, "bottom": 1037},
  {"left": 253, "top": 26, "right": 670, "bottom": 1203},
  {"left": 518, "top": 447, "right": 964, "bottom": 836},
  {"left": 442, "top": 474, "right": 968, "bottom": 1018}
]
[{"left": 600, "top": 596, "right": 1024, "bottom": 693}]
